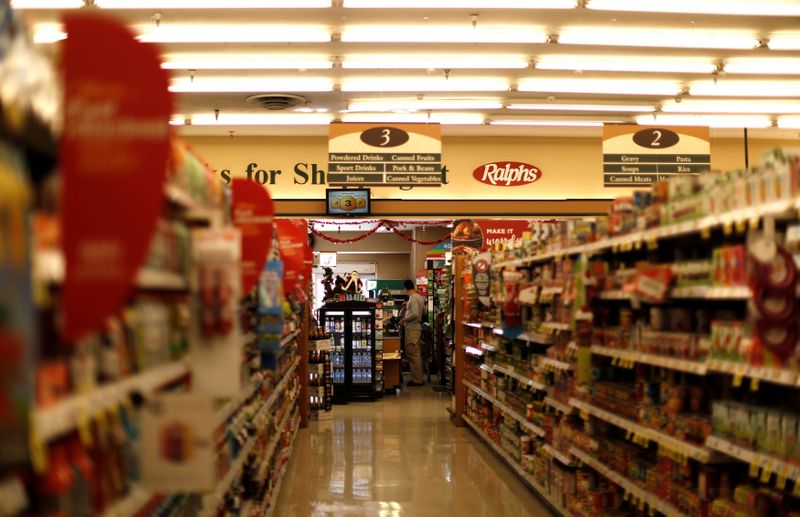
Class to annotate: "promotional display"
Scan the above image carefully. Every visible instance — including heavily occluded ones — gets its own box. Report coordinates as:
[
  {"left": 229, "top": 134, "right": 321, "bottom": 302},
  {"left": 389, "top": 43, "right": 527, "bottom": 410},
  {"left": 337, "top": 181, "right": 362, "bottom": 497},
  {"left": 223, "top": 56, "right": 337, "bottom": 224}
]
[
  {"left": 275, "top": 219, "right": 309, "bottom": 295},
  {"left": 328, "top": 123, "right": 442, "bottom": 187},
  {"left": 451, "top": 219, "right": 532, "bottom": 254},
  {"left": 602, "top": 125, "right": 711, "bottom": 187},
  {"left": 232, "top": 179, "right": 275, "bottom": 294},
  {"left": 61, "top": 13, "right": 171, "bottom": 341}
]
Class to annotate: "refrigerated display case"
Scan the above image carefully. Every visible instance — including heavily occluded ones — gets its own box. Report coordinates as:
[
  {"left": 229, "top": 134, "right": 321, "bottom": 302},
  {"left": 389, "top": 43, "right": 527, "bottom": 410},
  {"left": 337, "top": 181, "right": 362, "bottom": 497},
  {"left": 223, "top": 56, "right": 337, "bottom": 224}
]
[{"left": 319, "top": 300, "right": 377, "bottom": 402}]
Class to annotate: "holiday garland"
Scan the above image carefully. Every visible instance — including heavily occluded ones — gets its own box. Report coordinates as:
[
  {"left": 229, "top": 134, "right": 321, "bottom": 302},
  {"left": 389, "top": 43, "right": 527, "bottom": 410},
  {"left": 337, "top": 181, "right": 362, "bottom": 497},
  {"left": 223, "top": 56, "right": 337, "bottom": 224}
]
[{"left": 309, "top": 219, "right": 451, "bottom": 245}]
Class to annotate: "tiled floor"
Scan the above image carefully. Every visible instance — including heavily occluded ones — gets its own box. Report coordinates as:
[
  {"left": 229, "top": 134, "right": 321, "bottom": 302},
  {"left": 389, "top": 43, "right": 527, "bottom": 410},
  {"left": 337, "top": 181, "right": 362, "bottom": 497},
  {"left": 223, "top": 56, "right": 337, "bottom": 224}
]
[{"left": 275, "top": 386, "right": 555, "bottom": 516}]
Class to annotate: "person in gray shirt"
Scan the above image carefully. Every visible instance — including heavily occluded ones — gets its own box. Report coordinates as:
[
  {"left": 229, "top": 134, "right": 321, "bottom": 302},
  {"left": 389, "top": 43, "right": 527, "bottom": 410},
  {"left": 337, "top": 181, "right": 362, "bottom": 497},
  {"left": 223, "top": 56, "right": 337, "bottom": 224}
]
[{"left": 402, "top": 279, "right": 426, "bottom": 386}]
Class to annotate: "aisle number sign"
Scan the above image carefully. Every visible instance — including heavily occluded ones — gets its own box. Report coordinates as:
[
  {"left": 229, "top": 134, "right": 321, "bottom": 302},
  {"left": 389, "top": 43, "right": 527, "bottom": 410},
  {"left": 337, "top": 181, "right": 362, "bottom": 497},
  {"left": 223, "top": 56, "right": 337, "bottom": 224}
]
[
  {"left": 328, "top": 123, "right": 442, "bottom": 187},
  {"left": 602, "top": 125, "right": 710, "bottom": 187}
]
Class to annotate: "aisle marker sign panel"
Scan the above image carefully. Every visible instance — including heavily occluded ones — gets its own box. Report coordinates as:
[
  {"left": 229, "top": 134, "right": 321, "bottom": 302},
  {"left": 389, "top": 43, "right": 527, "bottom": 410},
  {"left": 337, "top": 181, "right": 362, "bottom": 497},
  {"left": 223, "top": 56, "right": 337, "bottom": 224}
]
[
  {"left": 602, "top": 125, "right": 710, "bottom": 187},
  {"left": 328, "top": 123, "right": 442, "bottom": 187}
]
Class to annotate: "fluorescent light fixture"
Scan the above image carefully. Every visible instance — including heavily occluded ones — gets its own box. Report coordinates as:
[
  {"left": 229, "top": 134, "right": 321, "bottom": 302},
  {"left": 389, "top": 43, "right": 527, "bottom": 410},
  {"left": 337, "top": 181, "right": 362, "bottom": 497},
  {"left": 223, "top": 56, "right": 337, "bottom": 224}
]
[
  {"left": 341, "top": 77, "right": 509, "bottom": 92},
  {"left": 342, "top": 54, "right": 528, "bottom": 70},
  {"left": 635, "top": 114, "right": 772, "bottom": 128},
  {"left": 341, "top": 112, "right": 484, "bottom": 124},
  {"left": 490, "top": 119, "right": 604, "bottom": 127},
  {"left": 690, "top": 80, "right": 800, "bottom": 97},
  {"left": 16, "top": 0, "right": 331, "bottom": 6},
  {"left": 342, "top": 25, "right": 547, "bottom": 44},
  {"left": 769, "top": 32, "right": 800, "bottom": 51},
  {"left": 588, "top": 0, "right": 800, "bottom": 16},
  {"left": 508, "top": 103, "right": 653, "bottom": 112},
  {"left": 559, "top": 26, "right": 758, "bottom": 50},
  {"left": 777, "top": 116, "right": 800, "bottom": 129},
  {"left": 169, "top": 77, "right": 333, "bottom": 92},
  {"left": 346, "top": 98, "right": 503, "bottom": 112},
  {"left": 344, "top": 0, "right": 575, "bottom": 6},
  {"left": 35, "top": 23, "right": 330, "bottom": 43},
  {"left": 171, "top": 113, "right": 332, "bottom": 125},
  {"left": 161, "top": 54, "right": 332, "bottom": 70},
  {"left": 535, "top": 54, "right": 716, "bottom": 74},
  {"left": 724, "top": 58, "right": 800, "bottom": 75},
  {"left": 661, "top": 100, "right": 800, "bottom": 114},
  {"left": 32, "top": 24, "right": 66, "bottom": 43},
  {"left": 137, "top": 24, "right": 330, "bottom": 43},
  {"left": 517, "top": 78, "right": 680, "bottom": 96}
]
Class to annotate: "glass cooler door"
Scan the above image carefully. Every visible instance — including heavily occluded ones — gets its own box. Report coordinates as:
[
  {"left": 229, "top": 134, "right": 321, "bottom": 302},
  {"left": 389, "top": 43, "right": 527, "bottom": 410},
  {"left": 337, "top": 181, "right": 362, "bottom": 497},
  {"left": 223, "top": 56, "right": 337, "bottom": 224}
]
[{"left": 350, "top": 310, "right": 374, "bottom": 386}]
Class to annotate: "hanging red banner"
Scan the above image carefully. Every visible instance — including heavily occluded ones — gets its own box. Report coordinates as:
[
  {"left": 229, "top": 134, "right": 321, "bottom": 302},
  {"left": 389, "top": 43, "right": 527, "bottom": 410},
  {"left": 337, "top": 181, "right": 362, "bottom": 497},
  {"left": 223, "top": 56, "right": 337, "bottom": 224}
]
[
  {"left": 303, "top": 243, "right": 313, "bottom": 290},
  {"left": 231, "top": 180, "right": 274, "bottom": 293},
  {"left": 275, "top": 219, "right": 308, "bottom": 295},
  {"left": 451, "top": 219, "right": 531, "bottom": 254},
  {"left": 61, "top": 13, "right": 171, "bottom": 341}
]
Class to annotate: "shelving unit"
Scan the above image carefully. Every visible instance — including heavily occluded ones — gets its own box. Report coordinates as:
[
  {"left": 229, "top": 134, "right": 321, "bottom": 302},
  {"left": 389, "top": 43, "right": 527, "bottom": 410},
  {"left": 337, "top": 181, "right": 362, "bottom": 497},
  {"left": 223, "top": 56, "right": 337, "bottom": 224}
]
[{"left": 464, "top": 380, "right": 545, "bottom": 437}]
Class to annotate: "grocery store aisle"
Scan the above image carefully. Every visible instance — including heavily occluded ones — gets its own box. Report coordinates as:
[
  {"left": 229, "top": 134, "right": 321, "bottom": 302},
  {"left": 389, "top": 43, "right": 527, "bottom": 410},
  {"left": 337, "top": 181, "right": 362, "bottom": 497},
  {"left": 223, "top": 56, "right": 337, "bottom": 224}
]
[{"left": 275, "top": 388, "right": 554, "bottom": 516}]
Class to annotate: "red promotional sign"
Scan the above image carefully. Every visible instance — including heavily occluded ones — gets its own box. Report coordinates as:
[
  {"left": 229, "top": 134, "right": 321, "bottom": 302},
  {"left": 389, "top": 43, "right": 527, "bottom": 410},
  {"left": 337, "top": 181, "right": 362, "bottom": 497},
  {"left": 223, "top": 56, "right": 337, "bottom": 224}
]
[
  {"left": 303, "top": 244, "right": 313, "bottom": 290},
  {"left": 473, "top": 161, "right": 542, "bottom": 187},
  {"left": 451, "top": 219, "right": 531, "bottom": 254},
  {"left": 61, "top": 13, "right": 171, "bottom": 341},
  {"left": 275, "top": 219, "right": 309, "bottom": 295},
  {"left": 231, "top": 180, "right": 274, "bottom": 294}
]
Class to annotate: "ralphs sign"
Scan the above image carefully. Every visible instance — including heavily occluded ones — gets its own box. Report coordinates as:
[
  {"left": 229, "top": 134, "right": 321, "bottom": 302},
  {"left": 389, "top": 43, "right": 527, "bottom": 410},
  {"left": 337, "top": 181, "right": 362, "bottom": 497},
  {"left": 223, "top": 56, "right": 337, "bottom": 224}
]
[{"left": 473, "top": 161, "right": 542, "bottom": 187}]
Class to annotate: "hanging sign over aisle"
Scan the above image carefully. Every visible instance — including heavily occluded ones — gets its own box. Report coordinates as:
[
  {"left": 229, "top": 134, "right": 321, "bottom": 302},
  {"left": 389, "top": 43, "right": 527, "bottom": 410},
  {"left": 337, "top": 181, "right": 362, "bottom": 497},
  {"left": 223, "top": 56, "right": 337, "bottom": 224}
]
[
  {"left": 276, "top": 219, "right": 309, "bottom": 295},
  {"left": 328, "top": 123, "right": 442, "bottom": 187},
  {"left": 451, "top": 219, "right": 532, "bottom": 254},
  {"left": 231, "top": 180, "right": 274, "bottom": 294},
  {"left": 61, "top": 13, "right": 171, "bottom": 341},
  {"left": 602, "top": 125, "right": 711, "bottom": 187}
]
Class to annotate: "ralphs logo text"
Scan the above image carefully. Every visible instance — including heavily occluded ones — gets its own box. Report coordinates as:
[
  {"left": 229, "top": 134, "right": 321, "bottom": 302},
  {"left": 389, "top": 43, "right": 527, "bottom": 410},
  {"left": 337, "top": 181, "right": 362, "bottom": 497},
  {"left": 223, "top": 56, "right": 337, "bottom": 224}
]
[{"left": 473, "top": 161, "right": 542, "bottom": 186}]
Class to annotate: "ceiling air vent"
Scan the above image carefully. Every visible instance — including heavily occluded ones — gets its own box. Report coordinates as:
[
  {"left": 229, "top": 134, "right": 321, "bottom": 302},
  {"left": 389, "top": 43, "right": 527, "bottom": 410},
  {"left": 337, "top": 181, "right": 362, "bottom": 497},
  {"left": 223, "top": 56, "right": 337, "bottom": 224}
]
[{"left": 246, "top": 93, "right": 307, "bottom": 111}]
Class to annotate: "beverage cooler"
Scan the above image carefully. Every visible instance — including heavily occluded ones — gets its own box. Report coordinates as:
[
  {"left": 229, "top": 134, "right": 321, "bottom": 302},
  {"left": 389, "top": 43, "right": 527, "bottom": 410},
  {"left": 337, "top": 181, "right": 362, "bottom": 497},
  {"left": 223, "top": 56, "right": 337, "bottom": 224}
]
[{"left": 319, "top": 300, "right": 377, "bottom": 402}]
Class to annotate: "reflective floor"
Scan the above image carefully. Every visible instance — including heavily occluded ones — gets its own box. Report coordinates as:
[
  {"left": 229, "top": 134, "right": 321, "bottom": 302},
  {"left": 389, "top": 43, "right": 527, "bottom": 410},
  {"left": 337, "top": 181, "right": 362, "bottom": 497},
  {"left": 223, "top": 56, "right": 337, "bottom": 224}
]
[{"left": 275, "top": 387, "right": 555, "bottom": 516}]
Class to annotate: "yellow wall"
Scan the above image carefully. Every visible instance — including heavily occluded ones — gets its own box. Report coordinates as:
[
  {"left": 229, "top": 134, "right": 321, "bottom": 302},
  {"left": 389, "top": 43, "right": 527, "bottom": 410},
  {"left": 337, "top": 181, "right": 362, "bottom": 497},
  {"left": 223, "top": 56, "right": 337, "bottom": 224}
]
[{"left": 186, "top": 134, "right": 798, "bottom": 202}]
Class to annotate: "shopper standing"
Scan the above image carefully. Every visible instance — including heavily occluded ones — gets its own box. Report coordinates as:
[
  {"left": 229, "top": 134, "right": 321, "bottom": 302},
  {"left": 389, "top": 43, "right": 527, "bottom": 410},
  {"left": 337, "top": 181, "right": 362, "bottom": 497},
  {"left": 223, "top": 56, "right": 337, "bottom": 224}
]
[{"left": 402, "top": 279, "right": 426, "bottom": 386}]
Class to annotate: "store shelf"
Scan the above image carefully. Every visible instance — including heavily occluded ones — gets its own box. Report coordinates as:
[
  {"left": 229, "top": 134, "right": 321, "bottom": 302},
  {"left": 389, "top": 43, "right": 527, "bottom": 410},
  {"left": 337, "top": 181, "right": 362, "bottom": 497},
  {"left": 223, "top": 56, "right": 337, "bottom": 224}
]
[
  {"left": 462, "top": 321, "right": 497, "bottom": 329},
  {"left": 258, "top": 405, "right": 300, "bottom": 479},
  {"left": 706, "top": 435, "right": 800, "bottom": 482},
  {"left": 263, "top": 422, "right": 301, "bottom": 517},
  {"left": 463, "top": 416, "right": 570, "bottom": 517},
  {"left": 493, "top": 364, "right": 546, "bottom": 391},
  {"left": 670, "top": 285, "right": 751, "bottom": 300},
  {"left": 33, "top": 361, "right": 190, "bottom": 442},
  {"left": 135, "top": 269, "right": 188, "bottom": 290},
  {"left": 569, "top": 447, "right": 687, "bottom": 517},
  {"left": 569, "top": 398, "right": 720, "bottom": 464},
  {"left": 464, "top": 381, "right": 545, "bottom": 437},
  {"left": 280, "top": 328, "right": 301, "bottom": 349},
  {"left": 541, "top": 444, "right": 574, "bottom": 467},
  {"left": 705, "top": 358, "right": 798, "bottom": 387},
  {"left": 165, "top": 184, "right": 218, "bottom": 223},
  {"left": 540, "top": 358, "right": 572, "bottom": 371},
  {"left": 493, "top": 196, "right": 800, "bottom": 269},
  {"left": 540, "top": 322, "right": 571, "bottom": 332},
  {"left": 480, "top": 342, "right": 498, "bottom": 352},
  {"left": 101, "top": 485, "right": 153, "bottom": 517},
  {"left": 598, "top": 290, "right": 634, "bottom": 300},
  {"left": 479, "top": 364, "right": 494, "bottom": 374},
  {"left": 309, "top": 338, "right": 332, "bottom": 351},
  {"left": 591, "top": 346, "right": 708, "bottom": 375},
  {"left": 544, "top": 397, "right": 572, "bottom": 415},
  {"left": 516, "top": 332, "right": 554, "bottom": 345}
]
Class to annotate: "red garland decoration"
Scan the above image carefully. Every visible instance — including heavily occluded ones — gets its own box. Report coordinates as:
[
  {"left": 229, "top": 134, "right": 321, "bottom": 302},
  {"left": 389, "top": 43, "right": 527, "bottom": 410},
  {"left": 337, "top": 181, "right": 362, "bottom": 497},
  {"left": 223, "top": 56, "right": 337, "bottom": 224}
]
[{"left": 383, "top": 220, "right": 451, "bottom": 245}]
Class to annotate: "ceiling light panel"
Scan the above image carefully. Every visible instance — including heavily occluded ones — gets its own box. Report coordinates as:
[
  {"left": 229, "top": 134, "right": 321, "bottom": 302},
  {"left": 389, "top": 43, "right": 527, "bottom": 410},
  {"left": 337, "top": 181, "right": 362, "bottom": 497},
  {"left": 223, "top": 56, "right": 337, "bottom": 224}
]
[
  {"left": 15, "top": 0, "right": 331, "bottom": 6},
  {"left": 169, "top": 77, "right": 333, "bottom": 92},
  {"left": 342, "top": 54, "right": 529, "bottom": 70},
  {"left": 690, "top": 80, "right": 800, "bottom": 97},
  {"left": 137, "top": 24, "right": 330, "bottom": 43},
  {"left": 587, "top": 0, "right": 800, "bottom": 16},
  {"left": 172, "top": 113, "right": 332, "bottom": 125},
  {"left": 635, "top": 114, "right": 772, "bottom": 128},
  {"left": 490, "top": 119, "right": 605, "bottom": 127},
  {"left": 724, "top": 58, "right": 800, "bottom": 75},
  {"left": 535, "top": 54, "right": 716, "bottom": 74},
  {"left": 346, "top": 99, "right": 503, "bottom": 111},
  {"left": 343, "top": 0, "right": 575, "bottom": 6},
  {"left": 558, "top": 27, "right": 758, "bottom": 50},
  {"left": 769, "top": 32, "right": 800, "bottom": 51},
  {"left": 341, "top": 77, "right": 509, "bottom": 92},
  {"left": 661, "top": 100, "right": 800, "bottom": 114},
  {"left": 341, "top": 25, "right": 547, "bottom": 44},
  {"left": 517, "top": 78, "right": 680, "bottom": 96},
  {"left": 777, "top": 116, "right": 800, "bottom": 129},
  {"left": 161, "top": 54, "right": 333, "bottom": 70},
  {"left": 507, "top": 103, "right": 653, "bottom": 112},
  {"left": 341, "top": 113, "right": 484, "bottom": 124}
]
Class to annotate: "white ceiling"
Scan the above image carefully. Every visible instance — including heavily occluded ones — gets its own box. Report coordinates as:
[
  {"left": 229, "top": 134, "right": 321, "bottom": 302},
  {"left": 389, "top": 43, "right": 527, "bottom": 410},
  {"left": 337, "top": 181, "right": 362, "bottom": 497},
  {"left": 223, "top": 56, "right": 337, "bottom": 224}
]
[{"left": 17, "top": 0, "right": 800, "bottom": 138}]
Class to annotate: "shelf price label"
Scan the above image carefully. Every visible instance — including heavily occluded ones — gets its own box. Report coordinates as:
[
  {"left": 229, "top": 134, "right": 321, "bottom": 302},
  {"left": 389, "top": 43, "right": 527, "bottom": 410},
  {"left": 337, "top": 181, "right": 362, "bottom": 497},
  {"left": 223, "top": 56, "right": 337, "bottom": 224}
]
[{"left": 602, "top": 125, "right": 710, "bottom": 188}]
